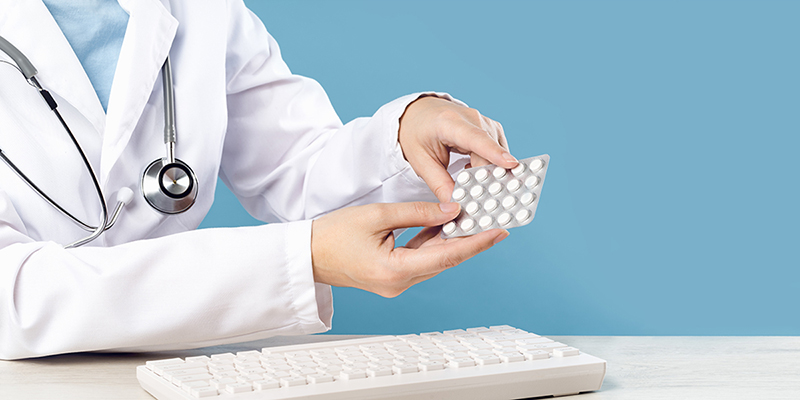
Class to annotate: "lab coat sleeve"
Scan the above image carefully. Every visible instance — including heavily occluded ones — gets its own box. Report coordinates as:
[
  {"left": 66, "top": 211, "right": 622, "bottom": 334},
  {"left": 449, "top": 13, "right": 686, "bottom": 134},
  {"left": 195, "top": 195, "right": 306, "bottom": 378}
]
[
  {"left": 0, "top": 185, "right": 330, "bottom": 359},
  {"left": 219, "top": 1, "right": 468, "bottom": 223}
]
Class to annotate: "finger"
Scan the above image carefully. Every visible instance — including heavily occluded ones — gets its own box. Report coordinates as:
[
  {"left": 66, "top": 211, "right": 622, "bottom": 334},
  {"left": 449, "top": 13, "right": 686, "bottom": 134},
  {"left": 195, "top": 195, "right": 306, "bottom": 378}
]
[
  {"left": 492, "top": 119, "right": 510, "bottom": 151},
  {"left": 374, "top": 201, "right": 460, "bottom": 232},
  {"left": 444, "top": 123, "right": 518, "bottom": 169},
  {"left": 411, "top": 154, "right": 457, "bottom": 202},
  {"left": 469, "top": 153, "right": 491, "bottom": 168},
  {"left": 393, "top": 229, "right": 509, "bottom": 276}
]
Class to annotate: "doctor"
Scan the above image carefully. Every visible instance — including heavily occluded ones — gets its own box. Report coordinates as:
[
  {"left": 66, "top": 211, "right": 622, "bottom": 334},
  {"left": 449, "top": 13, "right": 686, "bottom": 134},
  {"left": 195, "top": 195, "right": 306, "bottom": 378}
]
[{"left": 0, "top": 0, "right": 517, "bottom": 360}]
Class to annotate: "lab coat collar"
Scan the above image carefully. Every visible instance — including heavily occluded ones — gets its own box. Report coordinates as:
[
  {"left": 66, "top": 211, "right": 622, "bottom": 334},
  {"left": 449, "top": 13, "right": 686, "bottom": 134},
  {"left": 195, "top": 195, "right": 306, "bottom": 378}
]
[
  {"left": 0, "top": 0, "right": 107, "bottom": 136},
  {"left": 0, "top": 0, "right": 178, "bottom": 184},
  {"left": 103, "top": 0, "right": 178, "bottom": 183}
]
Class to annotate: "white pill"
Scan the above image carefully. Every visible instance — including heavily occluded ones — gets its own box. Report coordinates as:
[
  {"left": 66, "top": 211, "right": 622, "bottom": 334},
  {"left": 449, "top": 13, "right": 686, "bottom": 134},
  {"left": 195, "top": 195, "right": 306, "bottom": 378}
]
[
  {"left": 457, "top": 171, "right": 471, "bottom": 185},
  {"left": 488, "top": 182, "right": 503, "bottom": 195},
  {"left": 460, "top": 218, "right": 476, "bottom": 231},
  {"left": 479, "top": 216, "right": 493, "bottom": 229},
  {"left": 465, "top": 201, "right": 480, "bottom": 215},
  {"left": 483, "top": 198, "right": 498, "bottom": 212},
  {"left": 502, "top": 196, "right": 517, "bottom": 209},
  {"left": 469, "top": 185, "right": 485, "bottom": 198},
  {"left": 524, "top": 175, "right": 540, "bottom": 189},
  {"left": 475, "top": 169, "right": 490, "bottom": 182},
  {"left": 506, "top": 179, "right": 521, "bottom": 192},
  {"left": 511, "top": 163, "right": 526, "bottom": 176},
  {"left": 452, "top": 187, "right": 467, "bottom": 201},
  {"left": 497, "top": 212, "right": 512, "bottom": 226},
  {"left": 492, "top": 167, "right": 507, "bottom": 179},
  {"left": 529, "top": 159, "right": 544, "bottom": 172},
  {"left": 515, "top": 209, "right": 531, "bottom": 223},
  {"left": 443, "top": 221, "right": 457, "bottom": 235},
  {"left": 520, "top": 192, "right": 536, "bottom": 206}
]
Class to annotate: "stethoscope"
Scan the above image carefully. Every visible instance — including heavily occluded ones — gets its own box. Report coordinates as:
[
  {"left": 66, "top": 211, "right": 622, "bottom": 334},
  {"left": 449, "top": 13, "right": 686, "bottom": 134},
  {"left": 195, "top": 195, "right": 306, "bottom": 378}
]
[{"left": 0, "top": 35, "right": 198, "bottom": 248}]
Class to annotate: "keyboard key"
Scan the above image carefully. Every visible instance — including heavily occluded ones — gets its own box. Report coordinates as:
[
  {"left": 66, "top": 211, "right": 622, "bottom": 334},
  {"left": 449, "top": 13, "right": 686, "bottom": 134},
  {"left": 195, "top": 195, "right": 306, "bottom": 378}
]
[
  {"left": 553, "top": 347, "right": 580, "bottom": 357},
  {"left": 474, "top": 355, "right": 501, "bottom": 366},
  {"left": 318, "top": 366, "right": 344, "bottom": 375},
  {"left": 237, "top": 374, "right": 264, "bottom": 383},
  {"left": 343, "top": 356, "right": 370, "bottom": 364},
  {"left": 210, "top": 353, "right": 236, "bottom": 361},
  {"left": 347, "top": 362, "right": 370, "bottom": 370},
  {"left": 523, "top": 350, "right": 550, "bottom": 361},
  {"left": 489, "top": 325, "right": 516, "bottom": 331},
  {"left": 253, "top": 379, "right": 280, "bottom": 390},
  {"left": 207, "top": 364, "right": 235, "bottom": 374},
  {"left": 272, "top": 371, "right": 292, "bottom": 379},
  {"left": 447, "top": 358, "right": 476, "bottom": 368},
  {"left": 317, "top": 359, "right": 345, "bottom": 367},
  {"left": 172, "top": 373, "right": 213, "bottom": 386},
  {"left": 527, "top": 342, "right": 569, "bottom": 353},
  {"left": 224, "top": 382, "right": 252, "bottom": 394},
  {"left": 310, "top": 348, "right": 337, "bottom": 356},
  {"left": 517, "top": 337, "right": 553, "bottom": 345},
  {"left": 181, "top": 380, "right": 210, "bottom": 393},
  {"left": 146, "top": 358, "right": 184, "bottom": 369},
  {"left": 212, "top": 371, "right": 240, "bottom": 379},
  {"left": 443, "top": 352, "right": 471, "bottom": 360},
  {"left": 280, "top": 376, "right": 307, "bottom": 387},
  {"left": 190, "top": 387, "right": 218, "bottom": 398},
  {"left": 419, "top": 354, "right": 446, "bottom": 362},
  {"left": 307, "top": 373, "right": 335, "bottom": 384},
  {"left": 392, "top": 364, "right": 419, "bottom": 374},
  {"left": 209, "top": 378, "right": 236, "bottom": 389},
  {"left": 418, "top": 361, "right": 446, "bottom": 371},
  {"left": 366, "top": 367, "right": 393, "bottom": 377},
  {"left": 294, "top": 367, "right": 319, "bottom": 376},
  {"left": 499, "top": 353, "right": 525, "bottom": 363},
  {"left": 493, "top": 347, "right": 519, "bottom": 355},
  {"left": 157, "top": 362, "right": 207, "bottom": 375},
  {"left": 464, "top": 342, "right": 493, "bottom": 350},
  {"left": 339, "top": 369, "right": 367, "bottom": 380}
]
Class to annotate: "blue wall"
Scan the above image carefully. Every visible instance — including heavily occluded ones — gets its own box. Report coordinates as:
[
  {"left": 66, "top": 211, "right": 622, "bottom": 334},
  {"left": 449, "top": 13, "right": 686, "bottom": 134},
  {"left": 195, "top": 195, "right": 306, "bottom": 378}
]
[{"left": 201, "top": 0, "right": 800, "bottom": 335}]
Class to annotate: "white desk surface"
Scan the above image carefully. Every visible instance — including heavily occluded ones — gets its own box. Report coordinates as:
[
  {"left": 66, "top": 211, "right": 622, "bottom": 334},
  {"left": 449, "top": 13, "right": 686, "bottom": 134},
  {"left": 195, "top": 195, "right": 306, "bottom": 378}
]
[{"left": 1, "top": 335, "right": 798, "bottom": 400}]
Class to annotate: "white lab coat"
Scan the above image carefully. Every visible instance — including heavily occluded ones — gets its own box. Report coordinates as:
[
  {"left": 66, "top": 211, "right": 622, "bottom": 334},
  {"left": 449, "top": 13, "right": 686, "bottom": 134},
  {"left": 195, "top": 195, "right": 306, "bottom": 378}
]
[{"left": 0, "top": 0, "right": 459, "bottom": 360}]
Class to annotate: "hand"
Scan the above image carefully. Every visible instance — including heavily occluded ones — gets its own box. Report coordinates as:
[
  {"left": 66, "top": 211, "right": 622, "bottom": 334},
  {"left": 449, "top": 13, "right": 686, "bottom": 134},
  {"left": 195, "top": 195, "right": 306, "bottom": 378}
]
[
  {"left": 399, "top": 96, "right": 518, "bottom": 202},
  {"left": 311, "top": 201, "right": 509, "bottom": 298}
]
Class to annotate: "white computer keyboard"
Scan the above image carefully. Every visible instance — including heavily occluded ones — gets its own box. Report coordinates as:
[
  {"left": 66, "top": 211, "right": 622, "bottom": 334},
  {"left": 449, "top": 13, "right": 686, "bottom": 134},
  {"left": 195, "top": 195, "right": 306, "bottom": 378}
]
[{"left": 137, "top": 325, "right": 606, "bottom": 400}]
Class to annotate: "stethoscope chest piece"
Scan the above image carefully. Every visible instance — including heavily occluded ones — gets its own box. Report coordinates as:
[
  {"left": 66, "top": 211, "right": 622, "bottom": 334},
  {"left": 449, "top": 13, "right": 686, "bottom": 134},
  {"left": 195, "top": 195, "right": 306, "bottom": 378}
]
[{"left": 142, "top": 158, "right": 197, "bottom": 214}]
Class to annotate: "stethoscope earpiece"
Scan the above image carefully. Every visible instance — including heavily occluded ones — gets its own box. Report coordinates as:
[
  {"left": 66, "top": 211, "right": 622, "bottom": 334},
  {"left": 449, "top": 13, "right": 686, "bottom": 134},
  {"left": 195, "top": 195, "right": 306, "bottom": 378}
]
[{"left": 142, "top": 158, "right": 197, "bottom": 214}]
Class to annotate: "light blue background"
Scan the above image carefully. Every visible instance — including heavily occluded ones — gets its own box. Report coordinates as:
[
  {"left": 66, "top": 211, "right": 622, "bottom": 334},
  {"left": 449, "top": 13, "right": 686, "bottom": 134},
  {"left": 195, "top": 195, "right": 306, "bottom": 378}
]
[{"left": 200, "top": 0, "right": 800, "bottom": 335}]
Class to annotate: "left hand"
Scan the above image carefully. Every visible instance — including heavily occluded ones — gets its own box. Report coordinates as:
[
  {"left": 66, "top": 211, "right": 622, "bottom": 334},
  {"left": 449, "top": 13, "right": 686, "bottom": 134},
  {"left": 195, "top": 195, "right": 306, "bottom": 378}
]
[{"left": 398, "top": 96, "right": 518, "bottom": 202}]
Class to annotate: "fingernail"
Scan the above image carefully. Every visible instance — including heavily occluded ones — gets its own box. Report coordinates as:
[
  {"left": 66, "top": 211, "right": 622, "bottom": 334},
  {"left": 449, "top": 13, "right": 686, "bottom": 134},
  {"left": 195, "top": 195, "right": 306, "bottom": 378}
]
[
  {"left": 440, "top": 202, "right": 459, "bottom": 213},
  {"left": 493, "top": 230, "right": 510, "bottom": 245},
  {"left": 502, "top": 152, "right": 518, "bottom": 164}
]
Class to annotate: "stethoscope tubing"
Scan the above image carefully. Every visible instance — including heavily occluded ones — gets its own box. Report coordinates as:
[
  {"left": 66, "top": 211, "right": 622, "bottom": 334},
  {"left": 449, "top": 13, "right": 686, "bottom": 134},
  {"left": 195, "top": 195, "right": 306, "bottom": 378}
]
[{"left": 0, "top": 35, "right": 196, "bottom": 247}]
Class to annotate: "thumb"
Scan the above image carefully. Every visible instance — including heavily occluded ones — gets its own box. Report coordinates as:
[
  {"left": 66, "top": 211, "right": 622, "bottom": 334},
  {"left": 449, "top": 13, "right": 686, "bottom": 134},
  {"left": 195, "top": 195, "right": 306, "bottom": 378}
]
[{"left": 374, "top": 202, "right": 460, "bottom": 231}]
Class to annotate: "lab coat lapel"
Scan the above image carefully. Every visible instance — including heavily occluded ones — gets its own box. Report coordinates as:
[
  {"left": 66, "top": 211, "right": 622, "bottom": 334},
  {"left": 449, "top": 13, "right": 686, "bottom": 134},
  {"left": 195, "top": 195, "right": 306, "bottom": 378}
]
[
  {"left": 102, "top": 0, "right": 178, "bottom": 184},
  {"left": 0, "top": 0, "right": 106, "bottom": 137}
]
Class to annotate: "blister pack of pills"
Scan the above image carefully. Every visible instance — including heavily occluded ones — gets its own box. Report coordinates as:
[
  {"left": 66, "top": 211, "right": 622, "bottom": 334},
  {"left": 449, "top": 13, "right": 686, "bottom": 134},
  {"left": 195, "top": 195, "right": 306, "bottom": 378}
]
[{"left": 441, "top": 154, "right": 549, "bottom": 238}]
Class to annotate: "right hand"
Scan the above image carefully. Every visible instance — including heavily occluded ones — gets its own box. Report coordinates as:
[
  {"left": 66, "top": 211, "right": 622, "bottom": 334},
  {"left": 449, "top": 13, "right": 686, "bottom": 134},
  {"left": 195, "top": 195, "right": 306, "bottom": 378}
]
[{"left": 311, "top": 202, "right": 509, "bottom": 298}]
